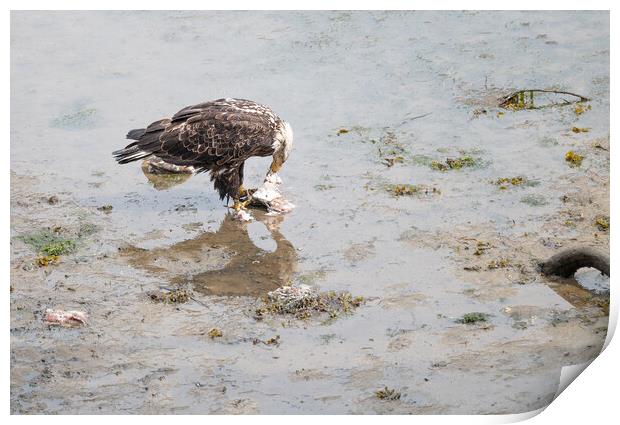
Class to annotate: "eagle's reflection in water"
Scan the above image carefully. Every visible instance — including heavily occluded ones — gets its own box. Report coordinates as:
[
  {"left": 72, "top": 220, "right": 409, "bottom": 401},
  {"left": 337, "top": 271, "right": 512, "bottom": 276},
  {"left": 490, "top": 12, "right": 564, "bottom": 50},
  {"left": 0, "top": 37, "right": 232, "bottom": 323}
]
[
  {"left": 141, "top": 158, "right": 193, "bottom": 191},
  {"left": 122, "top": 212, "right": 297, "bottom": 297}
]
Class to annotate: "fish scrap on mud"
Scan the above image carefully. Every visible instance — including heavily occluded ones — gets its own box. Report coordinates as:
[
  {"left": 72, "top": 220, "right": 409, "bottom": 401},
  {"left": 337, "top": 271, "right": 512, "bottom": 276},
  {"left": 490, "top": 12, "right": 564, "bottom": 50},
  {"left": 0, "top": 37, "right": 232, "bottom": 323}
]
[
  {"left": 234, "top": 173, "right": 295, "bottom": 221},
  {"left": 43, "top": 309, "right": 88, "bottom": 327}
]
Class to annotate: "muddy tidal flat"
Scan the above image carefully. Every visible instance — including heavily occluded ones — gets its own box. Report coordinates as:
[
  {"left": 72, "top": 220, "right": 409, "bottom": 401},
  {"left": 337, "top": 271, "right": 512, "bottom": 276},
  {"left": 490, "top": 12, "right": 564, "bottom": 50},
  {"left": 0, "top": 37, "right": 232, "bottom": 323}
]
[{"left": 10, "top": 11, "right": 609, "bottom": 414}]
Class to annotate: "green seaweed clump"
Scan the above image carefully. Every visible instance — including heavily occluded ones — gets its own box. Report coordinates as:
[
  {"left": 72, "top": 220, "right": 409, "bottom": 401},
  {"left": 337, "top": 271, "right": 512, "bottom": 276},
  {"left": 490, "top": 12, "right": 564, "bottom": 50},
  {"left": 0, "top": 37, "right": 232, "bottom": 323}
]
[
  {"left": 488, "top": 259, "right": 510, "bottom": 269},
  {"left": 565, "top": 150, "right": 584, "bottom": 167},
  {"left": 208, "top": 328, "right": 223, "bottom": 339},
  {"left": 253, "top": 335, "right": 281, "bottom": 346},
  {"left": 36, "top": 255, "right": 59, "bottom": 267},
  {"left": 41, "top": 240, "right": 77, "bottom": 256},
  {"left": 375, "top": 386, "right": 401, "bottom": 401},
  {"left": 386, "top": 184, "right": 440, "bottom": 197},
  {"left": 446, "top": 156, "right": 476, "bottom": 169},
  {"left": 148, "top": 288, "right": 191, "bottom": 304},
  {"left": 314, "top": 184, "right": 336, "bottom": 191},
  {"left": 431, "top": 155, "right": 477, "bottom": 171},
  {"left": 430, "top": 160, "right": 448, "bottom": 171},
  {"left": 457, "top": 312, "right": 490, "bottom": 324},
  {"left": 494, "top": 176, "right": 525, "bottom": 189},
  {"left": 255, "top": 286, "right": 364, "bottom": 321},
  {"left": 574, "top": 103, "right": 591, "bottom": 115},
  {"left": 595, "top": 217, "right": 609, "bottom": 231},
  {"left": 17, "top": 229, "right": 77, "bottom": 256},
  {"left": 78, "top": 223, "right": 99, "bottom": 237},
  {"left": 382, "top": 156, "right": 405, "bottom": 167}
]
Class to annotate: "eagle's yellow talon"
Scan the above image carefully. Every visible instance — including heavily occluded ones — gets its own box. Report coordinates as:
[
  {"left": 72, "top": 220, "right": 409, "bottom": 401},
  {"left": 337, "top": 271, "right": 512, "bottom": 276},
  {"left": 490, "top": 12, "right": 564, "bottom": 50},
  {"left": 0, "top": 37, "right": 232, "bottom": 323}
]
[
  {"left": 232, "top": 198, "right": 252, "bottom": 211},
  {"left": 238, "top": 186, "right": 256, "bottom": 200}
]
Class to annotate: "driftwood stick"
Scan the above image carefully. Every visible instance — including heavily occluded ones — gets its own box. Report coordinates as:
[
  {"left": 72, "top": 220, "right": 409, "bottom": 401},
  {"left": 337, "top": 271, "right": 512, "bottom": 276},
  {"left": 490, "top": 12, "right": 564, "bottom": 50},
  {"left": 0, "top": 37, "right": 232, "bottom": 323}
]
[{"left": 499, "top": 89, "right": 590, "bottom": 107}]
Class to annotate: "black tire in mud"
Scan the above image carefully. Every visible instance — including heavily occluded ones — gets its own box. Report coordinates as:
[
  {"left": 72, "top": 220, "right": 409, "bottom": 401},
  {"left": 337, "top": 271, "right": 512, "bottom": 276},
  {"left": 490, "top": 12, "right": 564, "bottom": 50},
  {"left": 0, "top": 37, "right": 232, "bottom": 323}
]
[{"left": 540, "top": 247, "right": 610, "bottom": 278}]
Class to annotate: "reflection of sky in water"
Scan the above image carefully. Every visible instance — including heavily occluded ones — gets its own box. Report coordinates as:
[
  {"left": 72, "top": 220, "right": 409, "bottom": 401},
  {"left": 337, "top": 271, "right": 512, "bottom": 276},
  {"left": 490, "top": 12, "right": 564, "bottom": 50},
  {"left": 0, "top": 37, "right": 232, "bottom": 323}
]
[{"left": 574, "top": 267, "right": 610, "bottom": 295}]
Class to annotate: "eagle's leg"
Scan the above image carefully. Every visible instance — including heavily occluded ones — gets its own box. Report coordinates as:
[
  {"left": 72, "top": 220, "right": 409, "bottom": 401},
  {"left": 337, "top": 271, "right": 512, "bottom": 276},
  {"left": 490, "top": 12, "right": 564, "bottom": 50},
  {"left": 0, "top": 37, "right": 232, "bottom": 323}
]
[
  {"left": 237, "top": 163, "right": 257, "bottom": 200},
  {"left": 233, "top": 163, "right": 252, "bottom": 210}
]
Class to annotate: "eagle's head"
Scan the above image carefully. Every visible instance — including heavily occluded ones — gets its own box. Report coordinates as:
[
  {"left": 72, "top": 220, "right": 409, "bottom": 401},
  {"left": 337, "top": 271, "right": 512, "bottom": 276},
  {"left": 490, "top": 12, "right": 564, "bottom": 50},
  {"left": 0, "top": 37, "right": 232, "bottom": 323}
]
[{"left": 269, "top": 121, "right": 294, "bottom": 176}]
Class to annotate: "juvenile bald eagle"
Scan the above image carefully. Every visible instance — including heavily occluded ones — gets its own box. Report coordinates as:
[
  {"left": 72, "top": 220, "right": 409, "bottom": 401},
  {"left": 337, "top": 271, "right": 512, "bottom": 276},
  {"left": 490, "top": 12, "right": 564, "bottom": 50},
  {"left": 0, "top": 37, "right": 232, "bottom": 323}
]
[{"left": 113, "top": 98, "right": 293, "bottom": 210}]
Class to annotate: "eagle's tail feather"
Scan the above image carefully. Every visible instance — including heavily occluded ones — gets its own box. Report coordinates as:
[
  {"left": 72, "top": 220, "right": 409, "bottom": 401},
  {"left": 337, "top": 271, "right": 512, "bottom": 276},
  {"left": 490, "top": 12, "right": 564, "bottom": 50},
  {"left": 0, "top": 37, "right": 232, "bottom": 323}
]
[
  {"left": 126, "top": 128, "right": 146, "bottom": 140},
  {"left": 114, "top": 127, "right": 163, "bottom": 164},
  {"left": 112, "top": 144, "right": 153, "bottom": 164}
]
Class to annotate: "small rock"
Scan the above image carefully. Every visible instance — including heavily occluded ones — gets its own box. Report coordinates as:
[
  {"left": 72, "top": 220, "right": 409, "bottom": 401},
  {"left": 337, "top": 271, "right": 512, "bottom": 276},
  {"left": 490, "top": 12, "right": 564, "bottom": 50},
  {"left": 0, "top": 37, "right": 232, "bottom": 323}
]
[
  {"left": 208, "top": 328, "right": 223, "bottom": 339},
  {"left": 97, "top": 205, "right": 113, "bottom": 213}
]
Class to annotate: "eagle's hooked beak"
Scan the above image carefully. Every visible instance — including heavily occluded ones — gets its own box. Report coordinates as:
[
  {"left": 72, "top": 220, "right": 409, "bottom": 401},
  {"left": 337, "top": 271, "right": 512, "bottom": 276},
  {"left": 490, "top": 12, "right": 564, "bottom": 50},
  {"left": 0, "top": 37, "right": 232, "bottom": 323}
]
[{"left": 268, "top": 157, "right": 283, "bottom": 175}]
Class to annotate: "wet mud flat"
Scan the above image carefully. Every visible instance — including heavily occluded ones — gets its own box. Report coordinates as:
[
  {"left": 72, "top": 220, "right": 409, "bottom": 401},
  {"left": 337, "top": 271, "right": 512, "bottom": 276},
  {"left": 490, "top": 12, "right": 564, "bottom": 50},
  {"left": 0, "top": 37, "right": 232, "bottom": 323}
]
[
  {"left": 10, "top": 10, "right": 609, "bottom": 414},
  {"left": 9, "top": 136, "right": 610, "bottom": 414}
]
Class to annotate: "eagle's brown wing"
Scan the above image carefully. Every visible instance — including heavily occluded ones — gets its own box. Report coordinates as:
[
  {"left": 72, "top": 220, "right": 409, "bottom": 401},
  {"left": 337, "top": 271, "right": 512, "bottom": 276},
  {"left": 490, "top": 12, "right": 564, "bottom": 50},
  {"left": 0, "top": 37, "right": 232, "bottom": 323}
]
[
  {"left": 114, "top": 99, "right": 279, "bottom": 171},
  {"left": 155, "top": 105, "right": 277, "bottom": 172}
]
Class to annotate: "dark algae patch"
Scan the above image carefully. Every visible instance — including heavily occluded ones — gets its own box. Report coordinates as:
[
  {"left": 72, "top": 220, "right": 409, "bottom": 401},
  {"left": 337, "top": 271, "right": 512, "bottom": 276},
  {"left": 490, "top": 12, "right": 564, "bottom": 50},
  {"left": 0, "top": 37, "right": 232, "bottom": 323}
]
[
  {"left": 148, "top": 288, "right": 191, "bottom": 304},
  {"left": 430, "top": 155, "right": 483, "bottom": 171},
  {"left": 254, "top": 285, "right": 364, "bottom": 321},
  {"left": 492, "top": 176, "right": 539, "bottom": 189},
  {"left": 386, "top": 184, "right": 441, "bottom": 197},
  {"left": 375, "top": 386, "right": 401, "bottom": 401},
  {"left": 487, "top": 259, "right": 510, "bottom": 269},
  {"left": 314, "top": 184, "right": 336, "bottom": 191},
  {"left": 457, "top": 312, "right": 490, "bottom": 324},
  {"left": 253, "top": 335, "right": 281, "bottom": 346}
]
